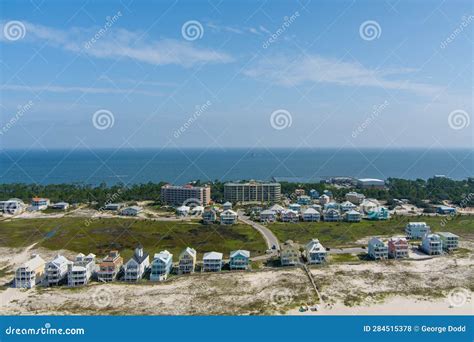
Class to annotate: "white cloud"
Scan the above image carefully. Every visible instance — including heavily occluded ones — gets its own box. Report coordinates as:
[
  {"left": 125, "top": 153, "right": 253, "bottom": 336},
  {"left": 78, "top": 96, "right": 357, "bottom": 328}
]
[
  {"left": 1, "top": 21, "right": 232, "bottom": 67},
  {"left": 244, "top": 55, "right": 441, "bottom": 96}
]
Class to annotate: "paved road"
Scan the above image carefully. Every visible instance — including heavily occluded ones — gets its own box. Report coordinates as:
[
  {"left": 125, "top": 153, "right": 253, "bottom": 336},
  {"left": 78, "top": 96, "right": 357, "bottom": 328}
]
[{"left": 237, "top": 211, "right": 280, "bottom": 251}]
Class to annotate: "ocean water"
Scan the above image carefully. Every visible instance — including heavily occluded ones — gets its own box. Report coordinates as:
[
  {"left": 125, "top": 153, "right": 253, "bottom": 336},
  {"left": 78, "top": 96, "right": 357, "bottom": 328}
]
[{"left": 0, "top": 148, "right": 472, "bottom": 185}]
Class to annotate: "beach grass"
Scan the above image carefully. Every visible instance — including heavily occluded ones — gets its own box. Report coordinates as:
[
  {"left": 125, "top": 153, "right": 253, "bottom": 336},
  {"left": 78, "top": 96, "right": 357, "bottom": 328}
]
[{"left": 0, "top": 218, "right": 267, "bottom": 260}]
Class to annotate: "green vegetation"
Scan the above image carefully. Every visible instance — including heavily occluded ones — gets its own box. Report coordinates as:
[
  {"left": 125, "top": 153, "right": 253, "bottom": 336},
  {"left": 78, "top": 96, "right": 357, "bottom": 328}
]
[
  {"left": 330, "top": 254, "right": 363, "bottom": 263},
  {"left": 1, "top": 176, "right": 472, "bottom": 207},
  {"left": 268, "top": 216, "right": 474, "bottom": 247},
  {"left": 0, "top": 218, "right": 267, "bottom": 260}
]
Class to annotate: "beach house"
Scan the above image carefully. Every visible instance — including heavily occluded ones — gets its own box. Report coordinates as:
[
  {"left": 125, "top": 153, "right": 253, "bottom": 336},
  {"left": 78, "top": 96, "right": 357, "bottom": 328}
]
[
  {"left": 324, "top": 202, "right": 339, "bottom": 211},
  {"left": 202, "top": 251, "right": 223, "bottom": 272},
  {"left": 0, "top": 199, "right": 25, "bottom": 215},
  {"left": 280, "top": 240, "right": 300, "bottom": 266},
  {"left": 302, "top": 208, "right": 320, "bottom": 222},
  {"left": 202, "top": 208, "right": 217, "bottom": 224},
  {"left": 360, "top": 199, "right": 379, "bottom": 214},
  {"left": 123, "top": 245, "right": 150, "bottom": 282},
  {"left": 97, "top": 250, "right": 123, "bottom": 282},
  {"left": 31, "top": 197, "right": 50, "bottom": 210},
  {"left": 222, "top": 201, "right": 233, "bottom": 210},
  {"left": 150, "top": 250, "right": 173, "bottom": 281},
  {"left": 176, "top": 205, "right": 190, "bottom": 217},
  {"left": 405, "top": 222, "right": 431, "bottom": 239},
  {"left": 14, "top": 254, "right": 45, "bottom": 288},
  {"left": 45, "top": 254, "right": 71, "bottom": 286},
  {"left": 345, "top": 191, "right": 365, "bottom": 204},
  {"left": 51, "top": 202, "right": 69, "bottom": 210},
  {"left": 305, "top": 239, "right": 327, "bottom": 264},
  {"left": 120, "top": 206, "right": 142, "bottom": 216},
  {"left": 438, "top": 232, "right": 459, "bottom": 251},
  {"left": 388, "top": 237, "right": 409, "bottom": 259},
  {"left": 67, "top": 253, "right": 96, "bottom": 287},
  {"left": 318, "top": 194, "right": 330, "bottom": 205},
  {"left": 178, "top": 247, "right": 197, "bottom": 274},
  {"left": 260, "top": 209, "right": 277, "bottom": 222},
  {"left": 229, "top": 250, "right": 250, "bottom": 270},
  {"left": 281, "top": 209, "right": 299, "bottom": 223},
  {"left": 344, "top": 209, "right": 361, "bottom": 222},
  {"left": 323, "top": 208, "right": 341, "bottom": 222},
  {"left": 340, "top": 201, "right": 357, "bottom": 212},
  {"left": 367, "top": 206, "right": 390, "bottom": 220},
  {"left": 289, "top": 203, "right": 302, "bottom": 213},
  {"left": 368, "top": 237, "right": 388, "bottom": 260},
  {"left": 269, "top": 204, "right": 285, "bottom": 214},
  {"left": 421, "top": 234, "right": 443, "bottom": 255},
  {"left": 297, "top": 195, "right": 311, "bottom": 205},
  {"left": 220, "top": 209, "right": 238, "bottom": 225},
  {"left": 309, "top": 189, "right": 319, "bottom": 199}
]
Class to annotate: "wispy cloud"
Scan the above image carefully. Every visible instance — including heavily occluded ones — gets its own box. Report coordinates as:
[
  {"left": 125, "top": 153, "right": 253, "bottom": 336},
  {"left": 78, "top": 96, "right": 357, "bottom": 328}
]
[
  {"left": 1, "top": 20, "right": 232, "bottom": 67},
  {"left": 244, "top": 55, "right": 441, "bottom": 96},
  {"left": 205, "top": 22, "right": 268, "bottom": 36},
  {"left": 0, "top": 84, "right": 163, "bottom": 96}
]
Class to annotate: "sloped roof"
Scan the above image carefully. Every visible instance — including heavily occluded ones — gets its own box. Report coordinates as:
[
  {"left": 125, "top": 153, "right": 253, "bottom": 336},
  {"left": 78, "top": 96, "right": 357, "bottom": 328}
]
[
  {"left": 306, "top": 239, "right": 326, "bottom": 253},
  {"left": 230, "top": 250, "right": 250, "bottom": 258},
  {"left": 260, "top": 209, "right": 276, "bottom": 215},
  {"left": 180, "top": 247, "right": 197, "bottom": 258},
  {"left": 368, "top": 237, "right": 385, "bottom": 245},
  {"left": 203, "top": 251, "right": 223, "bottom": 260},
  {"left": 21, "top": 255, "right": 45, "bottom": 270}
]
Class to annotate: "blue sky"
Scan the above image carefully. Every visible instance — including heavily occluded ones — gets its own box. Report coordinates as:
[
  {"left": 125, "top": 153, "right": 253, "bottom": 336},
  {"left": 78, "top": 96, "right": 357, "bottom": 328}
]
[{"left": 0, "top": 0, "right": 472, "bottom": 150}]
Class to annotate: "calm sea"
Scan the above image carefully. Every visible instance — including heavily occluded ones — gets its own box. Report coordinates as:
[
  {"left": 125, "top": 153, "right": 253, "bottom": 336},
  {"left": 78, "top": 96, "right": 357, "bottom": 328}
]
[{"left": 0, "top": 148, "right": 472, "bottom": 185}]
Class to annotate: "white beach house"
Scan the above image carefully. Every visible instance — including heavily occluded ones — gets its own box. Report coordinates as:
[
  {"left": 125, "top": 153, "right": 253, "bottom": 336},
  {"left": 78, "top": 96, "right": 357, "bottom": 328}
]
[
  {"left": 405, "top": 222, "right": 431, "bottom": 239},
  {"left": 0, "top": 199, "right": 25, "bottom": 215},
  {"left": 220, "top": 209, "right": 238, "bottom": 225},
  {"left": 203, "top": 251, "right": 223, "bottom": 272},
  {"left": 260, "top": 209, "right": 277, "bottom": 223},
  {"left": 305, "top": 239, "right": 327, "bottom": 264},
  {"left": 229, "top": 250, "right": 250, "bottom": 270},
  {"left": 179, "top": 247, "right": 197, "bottom": 274},
  {"left": 323, "top": 208, "right": 341, "bottom": 222},
  {"left": 302, "top": 208, "right": 320, "bottom": 222},
  {"left": 344, "top": 209, "right": 361, "bottom": 222},
  {"left": 45, "top": 254, "right": 71, "bottom": 286},
  {"left": 202, "top": 208, "right": 217, "bottom": 224},
  {"left": 438, "top": 232, "right": 459, "bottom": 251},
  {"left": 340, "top": 201, "right": 357, "bottom": 212},
  {"left": 368, "top": 237, "right": 388, "bottom": 260},
  {"left": 14, "top": 254, "right": 45, "bottom": 288},
  {"left": 150, "top": 250, "right": 173, "bottom": 281},
  {"left": 123, "top": 245, "right": 150, "bottom": 282},
  {"left": 120, "top": 206, "right": 143, "bottom": 216},
  {"left": 281, "top": 209, "right": 299, "bottom": 223},
  {"left": 421, "top": 234, "right": 443, "bottom": 255},
  {"left": 67, "top": 253, "right": 96, "bottom": 287}
]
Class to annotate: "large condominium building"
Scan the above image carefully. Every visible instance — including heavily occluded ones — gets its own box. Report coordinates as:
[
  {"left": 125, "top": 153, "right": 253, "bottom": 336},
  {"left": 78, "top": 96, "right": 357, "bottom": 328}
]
[
  {"left": 160, "top": 184, "right": 211, "bottom": 206},
  {"left": 224, "top": 181, "right": 281, "bottom": 203}
]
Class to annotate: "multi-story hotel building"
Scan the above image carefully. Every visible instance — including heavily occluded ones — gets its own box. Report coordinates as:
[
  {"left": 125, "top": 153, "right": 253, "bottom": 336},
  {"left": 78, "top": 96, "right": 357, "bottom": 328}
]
[
  {"left": 160, "top": 184, "right": 211, "bottom": 206},
  {"left": 224, "top": 181, "right": 281, "bottom": 203}
]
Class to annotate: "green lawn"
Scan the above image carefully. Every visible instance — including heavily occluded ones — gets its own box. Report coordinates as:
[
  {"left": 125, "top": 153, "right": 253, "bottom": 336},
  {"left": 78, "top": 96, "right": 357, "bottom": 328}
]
[
  {"left": 267, "top": 215, "right": 474, "bottom": 248},
  {"left": 0, "top": 218, "right": 267, "bottom": 260}
]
